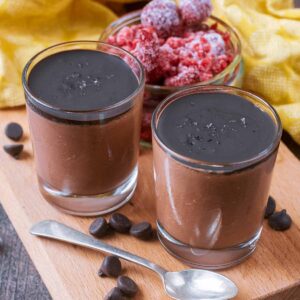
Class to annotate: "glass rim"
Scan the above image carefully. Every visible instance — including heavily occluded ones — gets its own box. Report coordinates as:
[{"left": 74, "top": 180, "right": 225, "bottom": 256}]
[
  {"left": 22, "top": 40, "right": 145, "bottom": 114},
  {"left": 100, "top": 10, "right": 242, "bottom": 92},
  {"left": 151, "top": 85, "right": 282, "bottom": 173}
]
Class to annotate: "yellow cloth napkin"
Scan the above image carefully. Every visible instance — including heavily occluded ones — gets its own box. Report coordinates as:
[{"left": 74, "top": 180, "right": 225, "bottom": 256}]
[
  {"left": 0, "top": 0, "right": 116, "bottom": 108},
  {"left": 212, "top": 0, "right": 300, "bottom": 143}
]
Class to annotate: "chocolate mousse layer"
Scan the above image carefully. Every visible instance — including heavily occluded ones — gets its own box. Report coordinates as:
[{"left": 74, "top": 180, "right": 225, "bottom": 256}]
[
  {"left": 153, "top": 91, "right": 279, "bottom": 249},
  {"left": 28, "top": 50, "right": 138, "bottom": 111},
  {"left": 26, "top": 49, "right": 143, "bottom": 195}
]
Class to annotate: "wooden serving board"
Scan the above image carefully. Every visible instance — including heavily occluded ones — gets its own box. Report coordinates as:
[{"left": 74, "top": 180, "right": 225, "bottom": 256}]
[{"left": 0, "top": 108, "right": 300, "bottom": 300}]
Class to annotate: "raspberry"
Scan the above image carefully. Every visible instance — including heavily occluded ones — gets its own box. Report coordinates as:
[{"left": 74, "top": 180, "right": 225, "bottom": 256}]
[
  {"left": 107, "top": 35, "right": 116, "bottom": 45},
  {"left": 165, "top": 37, "right": 185, "bottom": 49},
  {"left": 108, "top": 25, "right": 160, "bottom": 77},
  {"left": 157, "top": 43, "right": 180, "bottom": 76},
  {"left": 141, "top": 0, "right": 182, "bottom": 38},
  {"left": 211, "top": 55, "right": 230, "bottom": 74},
  {"left": 203, "top": 32, "right": 226, "bottom": 55},
  {"left": 115, "top": 26, "right": 135, "bottom": 47},
  {"left": 140, "top": 111, "right": 153, "bottom": 142},
  {"left": 179, "top": 0, "right": 212, "bottom": 26},
  {"left": 198, "top": 56, "right": 214, "bottom": 73},
  {"left": 165, "top": 65, "right": 202, "bottom": 86},
  {"left": 131, "top": 27, "right": 160, "bottom": 75}
]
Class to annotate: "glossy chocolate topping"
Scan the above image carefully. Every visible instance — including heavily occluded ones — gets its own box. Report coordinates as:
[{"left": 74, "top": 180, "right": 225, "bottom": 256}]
[
  {"left": 157, "top": 92, "right": 276, "bottom": 163},
  {"left": 28, "top": 49, "right": 138, "bottom": 111}
]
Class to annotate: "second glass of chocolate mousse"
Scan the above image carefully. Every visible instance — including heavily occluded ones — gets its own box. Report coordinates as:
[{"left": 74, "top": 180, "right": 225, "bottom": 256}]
[
  {"left": 22, "top": 41, "right": 145, "bottom": 216},
  {"left": 152, "top": 86, "right": 282, "bottom": 269}
]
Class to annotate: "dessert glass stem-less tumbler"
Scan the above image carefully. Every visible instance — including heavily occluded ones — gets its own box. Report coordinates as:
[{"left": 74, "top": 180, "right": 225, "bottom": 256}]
[
  {"left": 152, "top": 86, "right": 282, "bottom": 269},
  {"left": 22, "top": 41, "right": 145, "bottom": 216}
]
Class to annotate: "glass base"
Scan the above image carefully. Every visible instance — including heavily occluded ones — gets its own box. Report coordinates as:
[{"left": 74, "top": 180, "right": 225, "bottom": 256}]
[
  {"left": 157, "top": 222, "right": 261, "bottom": 270},
  {"left": 38, "top": 167, "right": 138, "bottom": 216}
]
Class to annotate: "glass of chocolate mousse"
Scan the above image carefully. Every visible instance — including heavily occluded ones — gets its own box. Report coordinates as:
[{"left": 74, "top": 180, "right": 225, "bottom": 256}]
[
  {"left": 22, "top": 41, "right": 145, "bottom": 216},
  {"left": 152, "top": 86, "right": 282, "bottom": 269}
]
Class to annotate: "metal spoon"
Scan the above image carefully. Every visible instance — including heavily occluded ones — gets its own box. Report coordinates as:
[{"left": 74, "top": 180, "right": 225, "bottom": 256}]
[{"left": 30, "top": 220, "right": 238, "bottom": 300}]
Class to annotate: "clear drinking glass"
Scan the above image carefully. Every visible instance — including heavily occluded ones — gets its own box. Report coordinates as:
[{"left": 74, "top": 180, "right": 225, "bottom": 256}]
[
  {"left": 22, "top": 41, "right": 145, "bottom": 216},
  {"left": 152, "top": 86, "right": 282, "bottom": 269}
]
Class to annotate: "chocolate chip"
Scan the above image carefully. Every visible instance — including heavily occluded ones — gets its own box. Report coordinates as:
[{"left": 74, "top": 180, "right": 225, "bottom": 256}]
[
  {"left": 109, "top": 213, "right": 132, "bottom": 233},
  {"left": 117, "top": 276, "right": 138, "bottom": 297},
  {"left": 3, "top": 144, "right": 23, "bottom": 159},
  {"left": 89, "top": 217, "right": 109, "bottom": 238},
  {"left": 130, "top": 222, "right": 153, "bottom": 240},
  {"left": 264, "top": 196, "right": 276, "bottom": 218},
  {"left": 98, "top": 256, "right": 122, "bottom": 277},
  {"left": 268, "top": 209, "right": 292, "bottom": 231},
  {"left": 104, "top": 287, "right": 127, "bottom": 300},
  {"left": 5, "top": 122, "right": 23, "bottom": 141}
]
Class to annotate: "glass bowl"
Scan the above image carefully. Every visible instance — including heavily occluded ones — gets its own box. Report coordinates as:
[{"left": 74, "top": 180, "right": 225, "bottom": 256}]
[{"left": 100, "top": 10, "right": 243, "bottom": 144}]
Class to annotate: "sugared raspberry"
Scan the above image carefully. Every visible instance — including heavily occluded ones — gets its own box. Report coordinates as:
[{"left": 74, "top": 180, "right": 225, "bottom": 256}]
[
  {"left": 164, "top": 37, "right": 185, "bottom": 49},
  {"left": 140, "top": 111, "right": 153, "bottom": 142},
  {"left": 211, "top": 55, "right": 230, "bottom": 74},
  {"left": 107, "top": 35, "right": 116, "bottom": 45},
  {"left": 108, "top": 25, "right": 160, "bottom": 77},
  {"left": 115, "top": 26, "right": 135, "bottom": 47},
  {"left": 179, "top": 0, "right": 212, "bottom": 26},
  {"left": 165, "top": 65, "right": 201, "bottom": 86},
  {"left": 203, "top": 32, "right": 226, "bottom": 55},
  {"left": 198, "top": 56, "right": 214, "bottom": 73},
  {"left": 157, "top": 43, "right": 180, "bottom": 75},
  {"left": 141, "top": 0, "right": 182, "bottom": 38},
  {"left": 131, "top": 26, "right": 160, "bottom": 75}
]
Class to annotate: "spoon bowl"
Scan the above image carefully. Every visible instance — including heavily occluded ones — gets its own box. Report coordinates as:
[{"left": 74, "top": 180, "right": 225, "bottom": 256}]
[
  {"left": 30, "top": 220, "right": 238, "bottom": 300},
  {"left": 164, "top": 270, "right": 238, "bottom": 300}
]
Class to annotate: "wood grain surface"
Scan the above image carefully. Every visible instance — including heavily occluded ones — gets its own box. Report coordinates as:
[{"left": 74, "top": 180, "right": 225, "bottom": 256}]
[{"left": 0, "top": 108, "right": 300, "bottom": 300}]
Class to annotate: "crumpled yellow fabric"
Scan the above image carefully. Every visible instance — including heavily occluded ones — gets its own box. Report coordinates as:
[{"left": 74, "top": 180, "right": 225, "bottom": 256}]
[
  {"left": 212, "top": 0, "right": 300, "bottom": 143},
  {"left": 0, "top": 0, "right": 117, "bottom": 108}
]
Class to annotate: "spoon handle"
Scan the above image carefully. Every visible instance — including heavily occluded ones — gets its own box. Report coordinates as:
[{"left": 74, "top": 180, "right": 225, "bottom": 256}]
[{"left": 30, "top": 220, "right": 167, "bottom": 278}]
